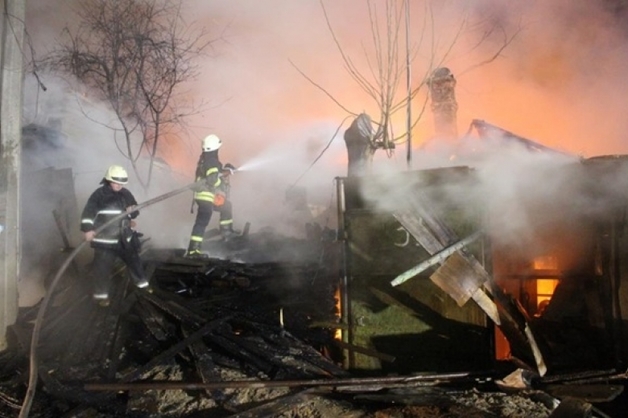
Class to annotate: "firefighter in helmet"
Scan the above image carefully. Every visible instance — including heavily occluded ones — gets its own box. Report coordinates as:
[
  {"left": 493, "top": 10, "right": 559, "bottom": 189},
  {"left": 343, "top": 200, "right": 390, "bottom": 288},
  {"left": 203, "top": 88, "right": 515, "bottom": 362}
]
[
  {"left": 80, "top": 165, "right": 149, "bottom": 306},
  {"left": 186, "top": 134, "right": 237, "bottom": 258}
]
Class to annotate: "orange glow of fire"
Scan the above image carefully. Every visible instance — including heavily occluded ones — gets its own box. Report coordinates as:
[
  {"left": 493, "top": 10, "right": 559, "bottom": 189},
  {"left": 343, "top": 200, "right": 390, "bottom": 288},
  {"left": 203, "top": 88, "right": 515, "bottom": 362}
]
[
  {"left": 533, "top": 255, "right": 559, "bottom": 312},
  {"left": 533, "top": 255, "right": 558, "bottom": 271},
  {"left": 334, "top": 286, "right": 342, "bottom": 340},
  {"left": 495, "top": 254, "right": 560, "bottom": 360}
]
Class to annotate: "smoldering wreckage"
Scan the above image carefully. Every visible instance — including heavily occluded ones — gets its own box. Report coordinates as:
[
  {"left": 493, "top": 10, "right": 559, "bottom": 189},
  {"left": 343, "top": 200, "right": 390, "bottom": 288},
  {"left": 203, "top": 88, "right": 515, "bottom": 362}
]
[{"left": 4, "top": 119, "right": 628, "bottom": 418}]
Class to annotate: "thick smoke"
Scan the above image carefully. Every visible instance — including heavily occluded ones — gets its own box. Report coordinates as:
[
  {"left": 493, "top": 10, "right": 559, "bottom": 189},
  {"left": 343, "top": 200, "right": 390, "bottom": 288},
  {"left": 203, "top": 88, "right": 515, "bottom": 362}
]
[
  {"left": 25, "top": 0, "right": 628, "bottom": 220},
  {"left": 20, "top": 1, "right": 628, "bottom": 304}
]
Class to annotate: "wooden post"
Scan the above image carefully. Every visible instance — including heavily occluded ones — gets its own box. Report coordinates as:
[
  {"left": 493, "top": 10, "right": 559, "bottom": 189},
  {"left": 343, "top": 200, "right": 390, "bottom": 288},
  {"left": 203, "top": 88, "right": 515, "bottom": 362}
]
[{"left": 0, "top": 0, "right": 26, "bottom": 351}]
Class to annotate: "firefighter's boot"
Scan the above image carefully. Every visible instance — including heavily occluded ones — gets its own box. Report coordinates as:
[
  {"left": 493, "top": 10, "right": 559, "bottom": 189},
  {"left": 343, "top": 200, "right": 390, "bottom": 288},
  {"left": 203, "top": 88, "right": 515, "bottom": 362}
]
[
  {"left": 220, "top": 226, "right": 239, "bottom": 241},
  {"left": 185, "top": 239, "right": 208, "bottom": 258}
]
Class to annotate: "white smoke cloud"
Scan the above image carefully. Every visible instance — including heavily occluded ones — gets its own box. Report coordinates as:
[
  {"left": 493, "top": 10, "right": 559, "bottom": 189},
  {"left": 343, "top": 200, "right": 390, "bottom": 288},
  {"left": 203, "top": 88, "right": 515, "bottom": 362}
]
[{"left": 20, "top": 0, "right": 628, "bottom": 302}]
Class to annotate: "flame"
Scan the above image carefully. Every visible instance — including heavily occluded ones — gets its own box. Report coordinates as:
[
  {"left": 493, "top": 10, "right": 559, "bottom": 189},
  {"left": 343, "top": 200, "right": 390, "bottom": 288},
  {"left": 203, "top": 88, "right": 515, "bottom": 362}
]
[{"left": 334, "top": 286, "right": 342, "bottom": 340}]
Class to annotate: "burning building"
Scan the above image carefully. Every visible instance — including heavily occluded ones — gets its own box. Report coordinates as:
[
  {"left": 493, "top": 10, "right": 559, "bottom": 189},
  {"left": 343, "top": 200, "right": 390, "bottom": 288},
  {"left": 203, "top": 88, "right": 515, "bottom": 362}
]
[
  {"left": 334, "top": 121, "right": 628, "bottom": 413},
  {"left": 5, "top": 117, "right": 628, "bottom": 416}
]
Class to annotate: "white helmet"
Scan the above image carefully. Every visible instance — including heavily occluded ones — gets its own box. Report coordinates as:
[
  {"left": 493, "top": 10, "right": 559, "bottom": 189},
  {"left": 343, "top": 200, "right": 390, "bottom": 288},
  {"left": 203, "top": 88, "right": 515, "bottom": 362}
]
[
  {"left": 202, "top": 134, "right": 222, "bottom": 152},
  {"left": 104, "top": 165, "right": 128, "bottom": 185}
]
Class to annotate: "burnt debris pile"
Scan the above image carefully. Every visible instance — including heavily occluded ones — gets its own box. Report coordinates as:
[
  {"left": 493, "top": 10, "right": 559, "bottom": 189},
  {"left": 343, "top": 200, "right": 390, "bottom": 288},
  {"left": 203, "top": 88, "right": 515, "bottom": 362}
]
[
  {"left": 1, "top": 243, "right": 344, "bottom": 417},
  {"left": 0, "top": 232, "right": 625, "bottom": 417}
]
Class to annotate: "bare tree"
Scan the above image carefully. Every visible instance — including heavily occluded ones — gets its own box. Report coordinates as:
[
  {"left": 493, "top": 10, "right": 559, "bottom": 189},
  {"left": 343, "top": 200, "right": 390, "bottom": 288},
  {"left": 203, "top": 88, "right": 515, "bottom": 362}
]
[
  {"left": 48, "top": 0, "right": 210, "bottom": 189},
  {"left": 299, "top": 0, "right": 519, "bottom": 176}
]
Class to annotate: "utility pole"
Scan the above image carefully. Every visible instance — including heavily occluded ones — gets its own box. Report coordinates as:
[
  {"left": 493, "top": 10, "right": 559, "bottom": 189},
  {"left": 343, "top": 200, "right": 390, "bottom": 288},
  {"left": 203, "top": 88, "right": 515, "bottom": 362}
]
[
  {"left": 404, "top": 0, "right": 412, "bottom": 170},
  {"left": 0, "top": 0, "right": 26, "bottom": 350}
]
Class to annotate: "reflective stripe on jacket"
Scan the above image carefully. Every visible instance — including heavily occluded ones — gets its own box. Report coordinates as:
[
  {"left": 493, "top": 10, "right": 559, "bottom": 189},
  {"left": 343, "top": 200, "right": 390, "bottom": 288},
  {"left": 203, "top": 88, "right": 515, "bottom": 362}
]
[
  {"left": 80, "top": 184, "right": 139, "bottom": 248},
  {"left": 193, "top": 151, "right": 224, "bottom": 203}
]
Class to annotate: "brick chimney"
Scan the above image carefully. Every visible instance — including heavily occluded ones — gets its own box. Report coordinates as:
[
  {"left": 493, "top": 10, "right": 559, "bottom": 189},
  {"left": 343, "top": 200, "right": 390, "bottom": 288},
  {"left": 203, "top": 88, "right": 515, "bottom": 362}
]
[{"left": 427, "top": 67, "right": 458, "bottom": 141}]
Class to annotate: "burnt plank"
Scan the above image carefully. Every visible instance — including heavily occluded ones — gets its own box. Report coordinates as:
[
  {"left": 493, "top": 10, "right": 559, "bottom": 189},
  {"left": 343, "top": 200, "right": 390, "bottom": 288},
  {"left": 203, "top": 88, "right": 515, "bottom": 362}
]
[
  {"left": 104, "top": 314, "right": 129, "bottom": 381},
  {"left": 134, "top": 298, "right": 174, "bottom": 342},
  {"left": 182, "top": 326, "right": 224, "bottom": 399},
  {"left": 118, "top": 315, "right": 232, "bottom": 384},
  {"left": 231, "top": 318, "right": 346, "bottom": 377},
  {"left": 140, "top": 288, "right": 207, "bottom": 326},
  {"left": 205, "top": 328, "right": 275, "bottom": 376}
]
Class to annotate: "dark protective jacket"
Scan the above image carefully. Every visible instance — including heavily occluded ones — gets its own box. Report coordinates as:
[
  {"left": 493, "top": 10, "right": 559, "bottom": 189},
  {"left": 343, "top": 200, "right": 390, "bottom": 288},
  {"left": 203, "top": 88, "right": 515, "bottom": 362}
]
[
  {"left": 193, "top": 150, "right": 224, "bottom": 204},
  {"left": 80, "top": 184, "right": 139, "bottom": 248}
]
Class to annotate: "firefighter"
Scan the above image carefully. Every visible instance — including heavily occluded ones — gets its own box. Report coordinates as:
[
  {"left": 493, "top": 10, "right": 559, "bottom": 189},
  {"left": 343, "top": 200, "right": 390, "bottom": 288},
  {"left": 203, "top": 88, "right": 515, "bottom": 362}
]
[
  {"left": 186, "top": 134, "right": 237, "bottom": 258},
  {"left": 80, "top": 165, "right": 149, "bottom": 306}
]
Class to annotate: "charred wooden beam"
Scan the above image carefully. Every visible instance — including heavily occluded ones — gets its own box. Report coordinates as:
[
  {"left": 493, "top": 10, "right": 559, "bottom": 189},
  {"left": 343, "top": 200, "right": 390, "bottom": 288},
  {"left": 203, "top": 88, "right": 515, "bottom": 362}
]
[
  {"left": 140, "top": 289, "right": 207, "bottom": 326},
  {"left": 93, "top": 283, "right": 130, "bottom": 368},
  {"left": 134, "top": 299, "right": 175, "bottom": 342},
  {"left": 104, "top": 314, "right": 129, "bottom": 381},
  {"left": 182, "top": 326, "right": 224, "bottom": 400},
  {"left": 234, "top": 319, "right": 347, "bottom": 377},
  {"left": 85, "top": 371, "right": 474, "bottom": 392},
  {"left": 118, "top": 315, "right": 232, "bottom": 385},
  {"left": 541, "top": 369, "right": 618, "bottom": 384},
  {"left": 204, "top": 328, "right": 276, "bottom": 376},
  {"left": 559, "top": 371, "right": 628, "bottom": 385}
]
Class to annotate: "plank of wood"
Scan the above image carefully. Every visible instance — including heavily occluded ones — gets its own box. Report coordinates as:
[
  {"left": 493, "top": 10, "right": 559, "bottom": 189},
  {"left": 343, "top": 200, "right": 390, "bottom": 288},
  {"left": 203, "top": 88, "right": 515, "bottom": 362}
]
[
  {"left": 429, "top": 251, "right": 487, "bottom": 305},
  {"left": 393, "top": 210, "right": 447, "bottom": 254},
  {"left": 183, "top": 326, "right": 224, "bottom": 399},
  {"left": 119, "top": 315, "right": 233, "bottom": 384},
  {"left": 470, "top": 288, "right": 500, "bottom": 325}
]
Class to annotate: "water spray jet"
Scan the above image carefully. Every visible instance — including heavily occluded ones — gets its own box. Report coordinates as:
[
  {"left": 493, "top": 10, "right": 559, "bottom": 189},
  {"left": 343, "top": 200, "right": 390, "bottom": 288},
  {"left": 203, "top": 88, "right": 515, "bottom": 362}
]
[{"left": 234, "top": 153, "right": 286, "bottom": 172}]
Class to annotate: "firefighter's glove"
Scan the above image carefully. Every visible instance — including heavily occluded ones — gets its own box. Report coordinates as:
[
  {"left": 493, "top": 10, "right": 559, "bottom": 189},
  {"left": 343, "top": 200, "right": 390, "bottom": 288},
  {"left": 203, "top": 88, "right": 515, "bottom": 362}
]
[
  {"left": 213, "top": 193, "right": 226, "bottom": 207},
  {"left": 223, "top": 163, "right": 236, "bottom": 176},
  {"left": 121, "top": 217, "right": 136, "bottom": 230}
]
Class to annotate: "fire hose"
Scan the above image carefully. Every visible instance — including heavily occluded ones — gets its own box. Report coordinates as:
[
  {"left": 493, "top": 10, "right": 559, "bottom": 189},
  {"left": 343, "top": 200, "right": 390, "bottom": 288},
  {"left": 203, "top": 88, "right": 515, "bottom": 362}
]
[{"left": 18, "top": 179, "right": 204, "bottom": 418}]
